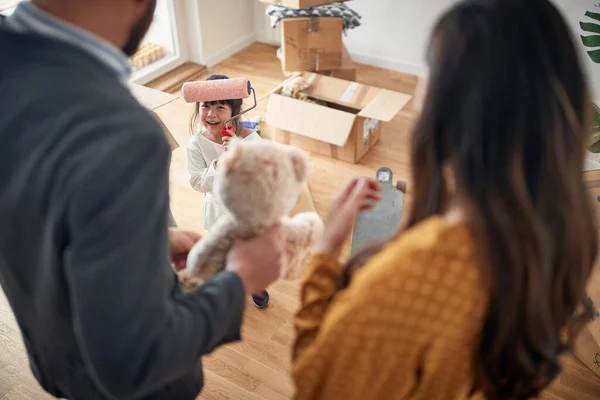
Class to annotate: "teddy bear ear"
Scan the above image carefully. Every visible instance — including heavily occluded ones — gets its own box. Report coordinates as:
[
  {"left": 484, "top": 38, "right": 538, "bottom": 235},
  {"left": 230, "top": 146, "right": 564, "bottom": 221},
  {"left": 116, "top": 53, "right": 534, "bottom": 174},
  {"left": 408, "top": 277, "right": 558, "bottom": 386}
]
[
  {"left": 288, "top": 147, "right": 309, "bottom": 182},
  {"left": 223, "top": 140, "right": 243, "bottom": 174}
]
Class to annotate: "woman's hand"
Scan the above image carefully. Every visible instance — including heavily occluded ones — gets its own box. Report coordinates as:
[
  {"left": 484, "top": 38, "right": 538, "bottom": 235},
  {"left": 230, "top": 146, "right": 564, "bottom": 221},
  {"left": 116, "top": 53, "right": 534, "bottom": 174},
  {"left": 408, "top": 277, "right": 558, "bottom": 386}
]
[
  {"left": 169, "top": 228, "right": 203, "bottom": 271},
  {"left": 314, "top": 177, "right": 382, "bottom": 258}
]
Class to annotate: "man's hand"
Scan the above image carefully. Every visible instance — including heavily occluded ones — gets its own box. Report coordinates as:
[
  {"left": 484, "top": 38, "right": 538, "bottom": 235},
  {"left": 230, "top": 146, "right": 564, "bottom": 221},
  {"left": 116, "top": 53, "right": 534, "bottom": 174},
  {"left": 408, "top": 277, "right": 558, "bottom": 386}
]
[
  {"left": 169, "top": 228, "right": 203, "bottom": 271},
  {"left": 226, "top": 224, "right": 283, "bottom": 294}
]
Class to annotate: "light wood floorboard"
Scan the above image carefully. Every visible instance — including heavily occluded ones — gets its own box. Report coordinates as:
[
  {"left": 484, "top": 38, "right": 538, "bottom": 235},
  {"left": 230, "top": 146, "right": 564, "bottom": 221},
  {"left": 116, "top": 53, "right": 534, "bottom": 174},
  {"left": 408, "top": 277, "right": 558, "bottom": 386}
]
[{"left": 1, "top": 42, "right": 599, "bottom": 399}]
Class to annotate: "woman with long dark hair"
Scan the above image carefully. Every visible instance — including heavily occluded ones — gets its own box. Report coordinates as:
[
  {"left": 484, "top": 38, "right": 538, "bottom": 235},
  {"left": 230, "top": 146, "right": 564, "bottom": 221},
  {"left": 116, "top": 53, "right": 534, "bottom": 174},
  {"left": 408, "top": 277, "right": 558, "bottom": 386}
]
[{"left": 291, "top": 0, "right": 598, "bottom": 398}]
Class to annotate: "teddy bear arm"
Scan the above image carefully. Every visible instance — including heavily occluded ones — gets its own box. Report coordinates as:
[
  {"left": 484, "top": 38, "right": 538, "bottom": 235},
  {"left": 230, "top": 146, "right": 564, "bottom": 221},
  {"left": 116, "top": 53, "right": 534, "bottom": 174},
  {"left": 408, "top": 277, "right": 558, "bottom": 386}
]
[
  {"left": 280, "top": 213, "right": 324, "bottom": 280},
  {"left": 185, "top": 216, "right": 235, "bottom": 279}
]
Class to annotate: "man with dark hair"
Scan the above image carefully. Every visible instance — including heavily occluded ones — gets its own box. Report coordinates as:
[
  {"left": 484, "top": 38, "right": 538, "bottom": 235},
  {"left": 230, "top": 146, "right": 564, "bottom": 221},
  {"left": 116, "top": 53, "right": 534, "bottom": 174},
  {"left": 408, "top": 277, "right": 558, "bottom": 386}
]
[{"left": 0, "top": 1, "right": 283, "bottom": 399}]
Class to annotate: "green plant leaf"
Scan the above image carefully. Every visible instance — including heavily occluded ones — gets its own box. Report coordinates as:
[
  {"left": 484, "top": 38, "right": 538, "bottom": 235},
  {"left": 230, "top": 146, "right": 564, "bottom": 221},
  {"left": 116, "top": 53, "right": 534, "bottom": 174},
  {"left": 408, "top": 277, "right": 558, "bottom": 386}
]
[
  {"left": 580, "top": 10, "right": 600, "bottom": 63},
  {"left": 589, "top": 104, "right": 600, "bottom": 153},
  {"left": 581, "top": 21, "right": 600, "bottom": 34},
  {"left": 581, "top": 34, "right": 600, "bottom": 47},
  {"left": 587, "top": 49, "right": 600, "bottom": 63},
  {"left": 585, "top": 11, "right": 600, "bottom": 22},
  {"left": 589, "top": 140, "right": 600, "bottom": 153}
]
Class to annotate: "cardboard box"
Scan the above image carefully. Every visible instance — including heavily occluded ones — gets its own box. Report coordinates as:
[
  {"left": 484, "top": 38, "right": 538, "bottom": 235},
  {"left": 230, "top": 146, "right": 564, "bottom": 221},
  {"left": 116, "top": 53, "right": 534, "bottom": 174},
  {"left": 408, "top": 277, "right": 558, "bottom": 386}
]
[
  {"left": 265, "top": 73, "right": 412, "bottom": 164},
  {"left": 315, "top": 45, "right": 357, "bottom": 81},
  {"left": 128, "top": 83, "right": 180, "bottom": 151},
  {"left": 260, "top": 0, "right": 347, "bottom": 9},
  {"left": 281, "top": 17, "right": 343, "bottom": 71},
  {"left": 281, "top": 44, "right": 357, "bottom": 82}
]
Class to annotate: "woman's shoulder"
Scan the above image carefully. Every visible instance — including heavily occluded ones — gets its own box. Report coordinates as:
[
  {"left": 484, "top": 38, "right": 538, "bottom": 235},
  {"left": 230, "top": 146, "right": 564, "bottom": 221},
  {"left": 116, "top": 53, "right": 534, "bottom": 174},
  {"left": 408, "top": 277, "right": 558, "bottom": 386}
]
[{"left": 396, "top": 216, "right": 473, "bottom": 254}]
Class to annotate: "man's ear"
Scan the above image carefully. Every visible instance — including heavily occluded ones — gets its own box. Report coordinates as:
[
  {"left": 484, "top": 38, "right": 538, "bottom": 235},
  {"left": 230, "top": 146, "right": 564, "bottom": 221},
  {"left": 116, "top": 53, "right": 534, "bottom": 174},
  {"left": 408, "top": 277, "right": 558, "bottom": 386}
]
[{"left": 288, "top": 147, "right": 309, "bottom": 182}]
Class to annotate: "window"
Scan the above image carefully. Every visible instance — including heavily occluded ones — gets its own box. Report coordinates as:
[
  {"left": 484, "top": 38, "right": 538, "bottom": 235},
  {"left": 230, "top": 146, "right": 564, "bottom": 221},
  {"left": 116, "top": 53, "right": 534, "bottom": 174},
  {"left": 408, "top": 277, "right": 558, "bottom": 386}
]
[
  {"left": 129, "top": 0, "right": 183, "bottom": 83},
  {"left": 0, "top": 0, "right": 20, "bottom": 12},
  {"left": 0, "top": 0, "right": 21, "bottom": 14}
]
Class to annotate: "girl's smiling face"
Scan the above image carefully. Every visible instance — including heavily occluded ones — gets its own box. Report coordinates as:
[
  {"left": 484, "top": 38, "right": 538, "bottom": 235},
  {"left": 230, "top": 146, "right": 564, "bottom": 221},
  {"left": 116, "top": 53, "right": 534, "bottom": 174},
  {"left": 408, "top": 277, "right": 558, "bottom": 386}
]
[{"left": 201, "top": 101, "right": 233, "bottom": 134}]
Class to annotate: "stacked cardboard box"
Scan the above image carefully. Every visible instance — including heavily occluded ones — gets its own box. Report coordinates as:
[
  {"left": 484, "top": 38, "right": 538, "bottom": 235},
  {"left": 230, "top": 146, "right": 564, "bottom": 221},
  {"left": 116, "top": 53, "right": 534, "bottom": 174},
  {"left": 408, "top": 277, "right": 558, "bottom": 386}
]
[
  {"left": 262, "top": 0, "right": 358, "bottom": 81},
  {"left": 278, "top": 43, "right": 357, "bottom": 82}
]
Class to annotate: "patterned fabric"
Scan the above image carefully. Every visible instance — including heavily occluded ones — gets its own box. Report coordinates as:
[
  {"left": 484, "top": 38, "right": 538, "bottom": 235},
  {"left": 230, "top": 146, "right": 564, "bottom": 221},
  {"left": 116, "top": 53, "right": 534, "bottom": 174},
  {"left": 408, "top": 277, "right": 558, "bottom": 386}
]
[
  {"left": 266, "top": 2, "right": 362, "bottom": 33},
  {"left": 291, "top": 215, "right": 489, "bottom": 400}
]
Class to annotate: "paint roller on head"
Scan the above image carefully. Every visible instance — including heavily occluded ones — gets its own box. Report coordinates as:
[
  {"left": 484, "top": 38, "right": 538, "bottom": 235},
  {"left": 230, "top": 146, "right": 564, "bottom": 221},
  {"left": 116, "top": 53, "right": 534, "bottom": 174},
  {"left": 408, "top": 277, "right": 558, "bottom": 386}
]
[{"left": 181, "top": 77, "right": 257, "bottom": 137}]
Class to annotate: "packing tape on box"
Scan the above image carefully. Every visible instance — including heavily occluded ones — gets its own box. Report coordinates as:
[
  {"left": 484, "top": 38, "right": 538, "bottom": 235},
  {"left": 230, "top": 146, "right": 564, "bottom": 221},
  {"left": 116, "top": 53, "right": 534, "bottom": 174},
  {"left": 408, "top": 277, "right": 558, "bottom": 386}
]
[{"left": 341, "top": 82, "right": 360, "bottom": 103}]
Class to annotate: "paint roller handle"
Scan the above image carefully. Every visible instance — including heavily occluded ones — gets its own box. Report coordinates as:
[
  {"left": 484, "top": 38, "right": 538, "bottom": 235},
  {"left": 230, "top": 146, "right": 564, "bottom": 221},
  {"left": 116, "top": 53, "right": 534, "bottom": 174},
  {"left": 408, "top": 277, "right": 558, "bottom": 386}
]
[
  {"left": 220, "top": 129, "right": 231, "bottom": 138},
  {"left": 220, "top": 125, "right": 237, "bottom": 138},
  {"left": 221, "top": 126, "right": 237, "bottom": 152}
]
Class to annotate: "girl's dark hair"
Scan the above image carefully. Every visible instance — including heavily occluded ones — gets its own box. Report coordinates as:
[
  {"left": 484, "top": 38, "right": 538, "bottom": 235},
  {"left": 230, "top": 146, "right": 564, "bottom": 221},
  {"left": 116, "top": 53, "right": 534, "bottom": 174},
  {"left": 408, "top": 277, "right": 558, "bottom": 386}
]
[
  {"left": 189, "top": 74, "right": 244, "bottom": 135},
  {"left": 346, "top": 0, "right": 598, "bottom": 398}
]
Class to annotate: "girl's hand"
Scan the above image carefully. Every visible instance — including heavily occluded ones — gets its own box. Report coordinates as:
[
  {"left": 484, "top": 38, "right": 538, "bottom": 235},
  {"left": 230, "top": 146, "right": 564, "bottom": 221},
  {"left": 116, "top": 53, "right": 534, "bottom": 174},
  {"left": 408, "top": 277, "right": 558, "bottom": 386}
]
[
  {"left": 314, "top": 177, "right": 382, "bottom": 258},
  {"left": 221, "top": 125, "right": 237, "bottom": 151},
  {"left": 222, "top": 136, "right": 231, "bottom": 152}
]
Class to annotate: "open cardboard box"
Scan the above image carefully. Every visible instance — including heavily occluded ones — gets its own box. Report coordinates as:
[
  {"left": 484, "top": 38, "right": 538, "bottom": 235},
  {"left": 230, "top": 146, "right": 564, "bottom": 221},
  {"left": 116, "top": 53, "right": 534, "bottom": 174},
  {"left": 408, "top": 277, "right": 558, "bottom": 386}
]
[
  {"left": 260, "top": 0, "right": 348, "bottom": 9},
  {"left": 266, "top": 72, "right": 412, "bottom": 163},
  {"left": 128, "top": 83, "right": 180, "bottom": 151}
]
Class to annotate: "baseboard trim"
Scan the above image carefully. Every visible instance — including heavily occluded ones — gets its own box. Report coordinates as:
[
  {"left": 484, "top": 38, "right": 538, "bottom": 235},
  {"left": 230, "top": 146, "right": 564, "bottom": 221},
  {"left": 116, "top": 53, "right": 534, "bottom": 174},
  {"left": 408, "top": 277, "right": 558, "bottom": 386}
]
[
  {"left": 348, "top": 51, "right": 423, "bottom": 76},
  {"left": 254, "top": 36, "right": 424, "bottom": 76},
  {"left": 204, "top": 33, "right": 257, "bottom": 67}
]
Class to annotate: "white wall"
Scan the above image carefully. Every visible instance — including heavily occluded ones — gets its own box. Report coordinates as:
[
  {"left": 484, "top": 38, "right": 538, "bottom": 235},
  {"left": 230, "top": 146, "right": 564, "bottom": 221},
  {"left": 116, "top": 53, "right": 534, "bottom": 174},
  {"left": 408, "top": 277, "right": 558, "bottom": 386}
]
[
  {"left": 189, "top": 0, "right": 257, "bottom": 67},
  {"left": 254, "top": 0, "right": 458, "bottom": 75},
  {"left": 342, "top": 0, "right": 458, "bottom": 75},
  {"left": 253, "top": 0, "right": 600, "bottom": 101},
  {"left": 551, "top": 0, "right": 600, "bottom": 102}
]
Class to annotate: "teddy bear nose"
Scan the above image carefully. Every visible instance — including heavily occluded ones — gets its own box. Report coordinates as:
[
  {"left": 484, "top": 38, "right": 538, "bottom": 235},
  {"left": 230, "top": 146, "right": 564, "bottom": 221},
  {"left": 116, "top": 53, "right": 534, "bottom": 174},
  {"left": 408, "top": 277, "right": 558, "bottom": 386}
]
[{"left": 259, "top": 159, "right": 279, "bottom": 179}]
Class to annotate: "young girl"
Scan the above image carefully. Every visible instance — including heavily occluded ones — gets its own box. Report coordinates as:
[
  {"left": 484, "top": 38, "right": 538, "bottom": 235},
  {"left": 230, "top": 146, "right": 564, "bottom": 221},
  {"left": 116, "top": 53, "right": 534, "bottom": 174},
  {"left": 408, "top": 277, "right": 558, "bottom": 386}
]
[
  {"left": 291, "top": 0, "right": 598, "bottom": 399},
  {"left": 186, "top": 74, "right": 270, "bottom": 308}
]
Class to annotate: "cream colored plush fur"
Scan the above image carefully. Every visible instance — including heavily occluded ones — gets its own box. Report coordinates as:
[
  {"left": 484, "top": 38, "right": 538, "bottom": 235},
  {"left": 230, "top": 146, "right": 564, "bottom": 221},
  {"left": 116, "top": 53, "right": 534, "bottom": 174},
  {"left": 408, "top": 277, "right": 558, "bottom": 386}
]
[{"left": 179, "top": 138, "right": 324, "bottom": 292}]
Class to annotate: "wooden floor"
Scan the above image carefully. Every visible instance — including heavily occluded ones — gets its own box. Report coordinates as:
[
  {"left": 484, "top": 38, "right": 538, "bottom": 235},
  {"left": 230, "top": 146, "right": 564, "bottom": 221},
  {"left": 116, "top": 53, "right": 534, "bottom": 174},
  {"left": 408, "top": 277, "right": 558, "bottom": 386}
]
[{"left": 1, "top": 42, "right": 600, "bottom": 399}]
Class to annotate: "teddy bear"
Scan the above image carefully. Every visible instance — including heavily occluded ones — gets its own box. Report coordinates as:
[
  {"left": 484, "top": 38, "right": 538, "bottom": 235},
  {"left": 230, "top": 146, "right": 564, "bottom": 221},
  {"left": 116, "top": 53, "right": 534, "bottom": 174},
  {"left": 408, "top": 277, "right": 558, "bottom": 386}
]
[{"left": 178, "top": 138, "right": 324, "bottom": 292}]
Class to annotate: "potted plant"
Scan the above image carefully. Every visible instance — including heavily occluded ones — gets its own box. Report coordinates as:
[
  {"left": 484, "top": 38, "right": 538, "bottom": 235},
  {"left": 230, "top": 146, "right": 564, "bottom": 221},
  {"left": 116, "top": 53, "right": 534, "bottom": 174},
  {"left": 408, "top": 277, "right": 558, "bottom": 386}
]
[{"left": 580, "top": 8, "right": 600, "bottom": 152}]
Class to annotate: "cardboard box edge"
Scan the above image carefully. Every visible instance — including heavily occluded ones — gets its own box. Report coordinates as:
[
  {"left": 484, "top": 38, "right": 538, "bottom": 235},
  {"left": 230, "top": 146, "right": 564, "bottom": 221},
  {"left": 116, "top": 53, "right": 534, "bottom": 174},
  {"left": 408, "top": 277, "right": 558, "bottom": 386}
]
[{"left": 266, "top": 93, "right": 357, "bottom": 147}]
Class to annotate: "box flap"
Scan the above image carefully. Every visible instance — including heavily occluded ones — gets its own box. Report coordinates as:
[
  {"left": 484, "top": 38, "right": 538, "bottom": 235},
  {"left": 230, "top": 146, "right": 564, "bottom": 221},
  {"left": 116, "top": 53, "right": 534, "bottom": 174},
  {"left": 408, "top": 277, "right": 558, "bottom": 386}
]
[
  {"left": 301, "top": 72, "right": 380, "bottom": 110},
  {"left": 358, "top": 89, "right": 412, "bottom": 122},
  {"left": 300, "top": 72, "right": 412, "bottom": 121},
  {"left": 128, "top": 83, "right": 178, "bottom": 110},
  {"left": 128, "top": 83, "right": 180, "bottom": 151},
  {"left": 266, "top": 94, "right": 356, "bottom": 146}
]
